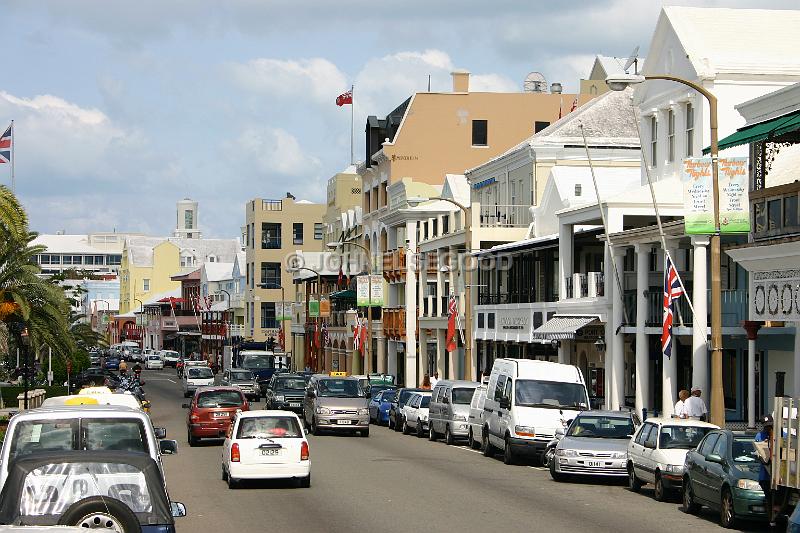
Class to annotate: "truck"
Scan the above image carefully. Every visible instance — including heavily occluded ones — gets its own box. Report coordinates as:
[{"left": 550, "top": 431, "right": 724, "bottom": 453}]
[{"left": 233, "top": 342, "right": 292, "bottom": 397}]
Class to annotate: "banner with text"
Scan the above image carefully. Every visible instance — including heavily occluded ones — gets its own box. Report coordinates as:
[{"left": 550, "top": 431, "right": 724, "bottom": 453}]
[
  {"left": 357, "top": 275, "right": 384, "bottom": 307},
  {"left": 277, "top": 302, "right": 292, "bottom": 321},
  {"left": 308, "top": 299, "right": 319, "bottom": 317},
  {"left": 718, "top": 157, "right": 750, "bottom": 234},
  {"left": 683, "top": 156, "right": 750, "bottom": 235}
]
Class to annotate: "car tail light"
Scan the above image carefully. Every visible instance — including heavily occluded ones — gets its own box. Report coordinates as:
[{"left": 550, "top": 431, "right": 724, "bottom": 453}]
[
  {"left": 190, "top": 412, "right": 200, "bottom": 423},
  {"left": 231, "top": 443, "right": 240, "bottom": 462},
  {"left": 300, "top": 441, "right": 309, "bottom": 461}
]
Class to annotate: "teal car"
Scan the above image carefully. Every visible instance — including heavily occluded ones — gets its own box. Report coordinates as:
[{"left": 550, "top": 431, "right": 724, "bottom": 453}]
[{"left": 682, "top": 429, "right": 766, "bottom": 528}]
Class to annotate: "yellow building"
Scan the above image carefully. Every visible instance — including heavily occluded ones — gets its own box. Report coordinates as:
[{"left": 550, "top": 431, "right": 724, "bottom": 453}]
[
  {"left": 119, "top": 237, "right": 240, "bottom": 313},
  {"left": 243, "top": 194, "right": 326, "bottom": 343},
  {"left": 322, "top": 165, "right": 362, "bottom": 245}
]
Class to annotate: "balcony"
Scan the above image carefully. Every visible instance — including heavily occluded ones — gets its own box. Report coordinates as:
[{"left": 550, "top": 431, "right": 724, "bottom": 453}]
[
  {"left": 426, "top": 253, "right": 439, "bottom": 274},
  {"left": 564, "top": 272, "right": 605, "bottom": 299},
  {"left": 479, "top": 204, "right": 531, "bottom": 228},
  {"left": 752, "top": 182, "right": 800, "bottom": 241},
  {"left": 228, "top": 324, "right": 245, "bottom": 337},
  {"left": 622, "top": 289, "right": 747, "bottom": 328},
  {"left": 382, "top": 249, "right": 406, "bottom": 282},
  {"left": 382, "top": 307, "right": 406, "bottom": 339},
  {"left": 422, "top": 296, "right": 440, "bottom": 317}
]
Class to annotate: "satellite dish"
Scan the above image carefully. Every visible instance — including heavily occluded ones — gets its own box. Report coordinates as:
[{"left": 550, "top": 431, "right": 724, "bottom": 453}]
[
  {"left": 623, "top": 46, "right": 640, "bottom": 74},
  {"left": 523, "top": 72, "right": 548, "bottom": 93}
]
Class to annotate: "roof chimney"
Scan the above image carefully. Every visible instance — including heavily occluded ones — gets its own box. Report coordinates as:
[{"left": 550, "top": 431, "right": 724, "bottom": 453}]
[{"left": 451, "top": 69, "right": 470, "bottom": 93}]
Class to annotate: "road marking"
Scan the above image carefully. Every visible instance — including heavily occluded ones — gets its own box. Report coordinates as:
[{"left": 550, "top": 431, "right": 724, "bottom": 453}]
[
  {"left": 451, "top": 444, "right": 547, "bottom": 469},
  {"left": 148, "top": 378, "right": 177, "bottom": 383}
]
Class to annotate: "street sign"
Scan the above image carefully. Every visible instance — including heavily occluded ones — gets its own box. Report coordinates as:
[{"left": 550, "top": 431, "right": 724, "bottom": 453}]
[{"left": 309, "top": 299, "right": 320, "bottom": 317}]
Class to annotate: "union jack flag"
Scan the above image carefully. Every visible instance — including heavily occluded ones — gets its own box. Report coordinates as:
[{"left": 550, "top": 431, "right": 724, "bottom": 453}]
[
  {"left": 661, "top": 255, "right": 684, "bottom": 359},
  {"left": 0, "top": 124, "right": 11, "bottom": 164}
]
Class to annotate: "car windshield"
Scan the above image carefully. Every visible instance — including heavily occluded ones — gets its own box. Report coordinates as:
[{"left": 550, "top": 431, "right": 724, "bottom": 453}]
[
  {"left": 242, "top": 355, "right": 272, "bottom": 369},
  {"left": 275, "top": 377, "right": 306, "bottom": 390},
  {"left": 317, "top": 379, "right": 362, "bottom": 398},
  {"left": 660, "top": 426, "right": 713, "bottom": 449},
  {"left": 398, "top": 390, "right": 418, "bottom": 405},
  {"left": 381, "top": 390, "right": 396, "bottom": 402},
  {"left": 197, "top": 390, "right": 244, "bottom": 408},
  {"left": 515, "top": 380, "right": 588, "bottom": 409},
  {"left": 420, "top": 396, "right": 431, "bottom": 408},
  {"left": 147, "top": 356, "right": 160, "bottom": 361},
  {"left": 237, "top": 416, "right": 302, "bottom": 439},
  {"left": 567, "top": 415, "right": 635, "bottom": 438},
  {"left": 8, "top": 419, "right": 147, "bottom": 461},
  {"left": 187, "top": 367, "right": 213, "bottom": 379},
  {"left": 452, "top": 388, "right": 476, "bottom": 405},
  {"left": 230, "top": 370, "right": 254, "bottom": 381},
  {"left": 732, "top": 435, "right": 759, "bottom": 463}
]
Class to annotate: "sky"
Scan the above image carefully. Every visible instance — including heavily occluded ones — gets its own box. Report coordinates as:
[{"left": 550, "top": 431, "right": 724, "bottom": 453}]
[{"left": 2, "top": 0, "right": 797, "bottom": 239}]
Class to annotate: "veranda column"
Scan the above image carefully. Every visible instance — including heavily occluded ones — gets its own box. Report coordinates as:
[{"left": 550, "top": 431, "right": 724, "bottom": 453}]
[
  {"left": 610, "top": 246, "right": 627, "bottom": 411},
  {"left": 743, "top": 322, "right": 761, "bottom": 429},
  {"left": 634, "top": 243, "right": 653, "bottom": 418},
  {"left": 377, "top": 335, "right": 386, "bottom": 374},
  {"left": 691, "top": 236, "right": 710, "bottom": 396},
  {"left": 558, "top": 223, "right": 574, "bottom": 300},
  {"left": 405, "top": 220, "right": 418, "bottom": 388}
]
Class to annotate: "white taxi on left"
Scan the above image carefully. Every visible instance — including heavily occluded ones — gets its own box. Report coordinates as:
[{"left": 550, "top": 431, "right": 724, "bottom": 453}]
[{"left": 221, "top": 410, "right": 310, "bottom": 489}]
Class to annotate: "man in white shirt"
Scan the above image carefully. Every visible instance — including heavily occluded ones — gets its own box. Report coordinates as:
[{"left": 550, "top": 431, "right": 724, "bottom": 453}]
[
  {"left": 430, "top": 372, "right": 439, "bottom": 389},
  {"left": 684, "top": 386, "right": 708, "bottom": 420}
]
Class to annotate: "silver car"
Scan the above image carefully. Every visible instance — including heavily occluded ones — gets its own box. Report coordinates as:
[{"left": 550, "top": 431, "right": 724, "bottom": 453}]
[
  {"left": 550, "top": 410, "right": 640, "bottom": 481},
  {"left": 220, "top": 368, "right": 260, "bottom": 401},
  {"left": 303, "top": 376, "right": 370, "bottom": 437}
]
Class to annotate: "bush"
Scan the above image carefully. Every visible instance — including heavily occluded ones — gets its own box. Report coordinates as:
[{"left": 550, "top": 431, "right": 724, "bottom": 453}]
[{"left": 0, "top": 385, "right": 68, "bottom": 405}]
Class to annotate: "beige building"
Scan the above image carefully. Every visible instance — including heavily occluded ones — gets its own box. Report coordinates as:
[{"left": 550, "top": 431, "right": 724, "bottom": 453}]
[
  {"left": 243, "top": 194, "right": 326, "bottom": 342},
  {"left": 322, "top": 166, "right": 362, "bottom": 245},
  {"left": 579, "top": 55, "right": 644, "bottom": 97}
]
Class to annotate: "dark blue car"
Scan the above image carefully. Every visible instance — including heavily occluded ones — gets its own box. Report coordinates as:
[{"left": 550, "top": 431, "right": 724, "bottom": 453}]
[
  {"left": 103, "top": 357, "right": 120, "bottom": 370},
  {"left": 369, "top": 389, "right": 396, "bottom": 425}
]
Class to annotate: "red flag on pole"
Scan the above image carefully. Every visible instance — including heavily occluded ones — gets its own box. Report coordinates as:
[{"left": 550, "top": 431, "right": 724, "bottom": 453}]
[
  {"left": 359, "top": 318, "right": 367, "bottom": 351},
  {"left": 446, "top": 293, "right": 457, "bottom": 352},
  {"left": 353, "top": 320, "right": 361, "bottom": 351},
  {"left": 570, "top": 97, "right": 579, "bottom": 112},
  {"left": 336, "top": 90, "right": 353, "bottom": 106},
  {"left": 338, "top": 265, "right": 344, "bottom": 288}
]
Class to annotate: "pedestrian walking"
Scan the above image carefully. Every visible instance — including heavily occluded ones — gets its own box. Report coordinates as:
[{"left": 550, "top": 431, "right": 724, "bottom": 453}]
[
  {"left": 420, "top": 374, "right": 432, "bottom": 390},
  {"left": 756, "top": 415, "right": 777, "bottom": 526},
  {"left": 683, "top": 386, "right": 707, "bottom": 421},
  {"left": 673, "top": 389, "right": 689, "bottom": 418},
  {"left": 119, "top": 359, "right": 128, "bottom": 373},
  {"left": 430, "top": 372, "right": 439, "bottom": 389}
]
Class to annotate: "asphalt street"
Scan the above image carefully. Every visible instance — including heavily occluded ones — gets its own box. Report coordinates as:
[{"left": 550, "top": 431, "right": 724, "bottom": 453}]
[{"left": 143, "top": 369, "right": 762, "bottom": 533}]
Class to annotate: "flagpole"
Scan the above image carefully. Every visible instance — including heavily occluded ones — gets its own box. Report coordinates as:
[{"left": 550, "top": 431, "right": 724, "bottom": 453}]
[
  {"left": 10, "top": 120, "right": 15, "bottom": 194},
  {"left": 350, "top": 85, "right": 354, "bottom": 166}
]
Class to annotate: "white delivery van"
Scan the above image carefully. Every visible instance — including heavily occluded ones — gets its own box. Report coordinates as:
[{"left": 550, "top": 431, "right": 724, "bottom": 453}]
[{"left": 482, "top": 359, "right": 589, "bottom": 465}]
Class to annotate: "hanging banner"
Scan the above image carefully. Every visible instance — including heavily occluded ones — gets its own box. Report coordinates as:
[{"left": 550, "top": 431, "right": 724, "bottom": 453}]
[
  {"left": 356, "top": 276, "right": 370, "bottom": 307},
  {"left": 319, "top": 297, "right": 331, "bottom": 318},
  {"left": 277, "top": 302, "right": 292, "bottom": 321},
  {"left": 718, "top": 157, "right": 750, "bottom": 234},
  {"left": 357, "top": 275, "right": 385, "bottom": 307},
  {"left": 682, "top": 157, "right": 714, "bottom": 235},
  {"left": 308, "top": 299, "right": 320, "bottom": 317},
  {"left": 369, "top": 275, "right": 384, "bottom": 307}
]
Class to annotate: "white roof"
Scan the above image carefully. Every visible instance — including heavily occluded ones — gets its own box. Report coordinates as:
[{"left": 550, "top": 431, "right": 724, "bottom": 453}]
[
  {"left": 142, "top": 288, "right": 181, "bottom": 306},
  {"left": 203, "top": 262, "right": 235, "bottom": 282},
  {"left": 125, "top": 236, "right": 240, "bottom": 267},
  {"left": 31, "top": 234, "right": 108, "bottom": 254},
  {"left": 89, "top": 298, "right": 119, "bottom": 312},
  {"left": 661, "top": 6, "right": 800, "bottom": 77},
  {"left": 595, "top": 55, "right": 630, "bottom": 77}
]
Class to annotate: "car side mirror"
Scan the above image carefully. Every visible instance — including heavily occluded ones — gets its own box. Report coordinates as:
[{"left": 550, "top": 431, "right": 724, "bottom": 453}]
[
  {"left": 154, "top": 427, "right": 167, "bottom": 439},
  {"left": 181, "top": 403, "right": 190, "bottom": 409},
  {"left": 555, "top": 427, "right": 566, "bottom": 437},
  {"left": 706, "top": 453, "right": 724, "bottom": 465},
  {"left": 159, "top": 439, "right": 178, "bottom": 455},
  {"left": 171, "top": 502, "right": 187, "bottom": 518}
]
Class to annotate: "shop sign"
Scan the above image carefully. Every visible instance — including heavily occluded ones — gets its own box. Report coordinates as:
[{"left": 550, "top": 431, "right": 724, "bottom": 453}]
[
  {"left": 309, "top": 299, "right": 319, "bottom": 317},
  {"left": 751, "top": 269, "right": 800, "bottom": 321}
]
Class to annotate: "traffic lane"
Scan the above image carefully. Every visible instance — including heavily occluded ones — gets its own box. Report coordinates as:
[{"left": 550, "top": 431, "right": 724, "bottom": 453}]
[{"left": 143, "top": 374, "right": 744, "bottom": 533}]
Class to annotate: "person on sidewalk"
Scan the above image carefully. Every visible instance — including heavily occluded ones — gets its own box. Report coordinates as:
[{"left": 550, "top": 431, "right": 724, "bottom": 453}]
[
  {"left": 756, "top": 415, "right": 777, "bottom": 527},
  {"left": 673, "top": 389, "right": 689, "bottom": 418},
  {"left": 430, "top": 372, "right": 439, "bottom": 389},
  {"left": 420, "top": 374, "right": 432, "bottom": 390},
  {"left": 684, "top": 386, "right": 708, "bottom": 421}
]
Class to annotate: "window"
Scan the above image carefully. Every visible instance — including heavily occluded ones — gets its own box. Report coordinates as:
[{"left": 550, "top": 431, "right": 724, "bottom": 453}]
[
  {"left": 644, "top": 425, "right": 658, "bottom": 448},
  {"left": 262, "top": 223, "right": 281, "bottom": 249},
  {"left": 685, "top": 103, "right": 694, "bottom": 157},
  {"left": 478, "top": 313, "right": 484, "bottom": 328},
  {"left": 667, "top": 109, "right": 675, "bottom": 163},
  {"left": 472, "top": 119, "right": 488, "bottom": 146},
  {"left": 108, "top": 255, "right": 121, "bottom": 265},
  {"left": 261, "top": 262, "right": 281, "bottom": 289},
  {"left": 487, "top": 313, "right": 495, "bottom": 329},
  {"left": 635, "top": 424, "right": 653, "bottom": 446},
  {"left": 293, "top": 223, "right": 304, "bottom": 245},
  {"left": 184, "top": 209, "right": 194, "bottom": 230},
  {"left": 649, "top": 115, "right": 658, "bottom": 167},
  {"left": 314, "top": 223, "right": 324, "bottom": 240},
  {"left": 534, "top": 121, "right": 550, "bottom": 133},
  {"left": 143, "top": 279, "right": 150, "bottom": 292},
  {"left": 711, "top": 434, "right": 728, "bottom": 457},
  {"left": 180, "top": 254, "right": 194, "bottom": 268},
  {"left": 442, "top": 215, "right": 450, "bottom": 235},
  {"left": 494, "top": 375, "right": 507, "bottom": 402},
  {"left": 698, "top": 433, "right": 720, "bottom": 456},
  {"left": 261, "top": 302, "right": 277, "bottom": 329},
  {"left": 84, "top": 256, "right": 95, "bottom": 265}
]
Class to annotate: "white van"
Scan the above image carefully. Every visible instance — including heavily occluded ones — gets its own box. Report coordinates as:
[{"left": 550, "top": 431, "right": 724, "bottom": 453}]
[
  {"left": 482, "top": 359, "right": 589, "bottom": 465},
  {"left": 182, "top": 365, "right": 215, "bottom": 398}
]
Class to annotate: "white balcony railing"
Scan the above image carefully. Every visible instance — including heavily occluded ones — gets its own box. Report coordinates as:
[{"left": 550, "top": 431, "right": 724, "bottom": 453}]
[
  {"left": 478, "top": 204, "right": 531, "bottom": 228},
  {"left": 228, "top": 324, "right": 245, "bottom": 337}
]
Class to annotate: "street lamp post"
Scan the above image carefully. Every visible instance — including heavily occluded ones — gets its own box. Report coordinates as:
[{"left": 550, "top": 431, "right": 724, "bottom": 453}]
[
  {"left": 606, "top": 73, "right": 724, "bottom": 426},
  {"left": 133, "top": 298, "right": 144, "bottom": 348},
  {"left": 219, "top": 289, "right": 231, "bottom": 370},
  {"left": 407, "top": 196, "right": 474, "bottom": 382},
  {"left": 328, "top": 240, "right": 373, "bottom": 376}
]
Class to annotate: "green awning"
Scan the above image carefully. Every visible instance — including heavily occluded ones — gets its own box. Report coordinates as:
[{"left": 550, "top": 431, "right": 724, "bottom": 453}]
[
  {"left": 329, "top": 289, "right": 355, "bottom": 300},
  {"left": 704, "top": 110, "right": 800, "bottom": 154}
]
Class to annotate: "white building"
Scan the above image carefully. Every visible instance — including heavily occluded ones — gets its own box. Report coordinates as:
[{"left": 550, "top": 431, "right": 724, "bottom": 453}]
[
  {"left": 174, "top": 198, "right": 201, "bottom": 239},
  {"left": 32, "top": 232, "right": 142, "bottom": 275}
]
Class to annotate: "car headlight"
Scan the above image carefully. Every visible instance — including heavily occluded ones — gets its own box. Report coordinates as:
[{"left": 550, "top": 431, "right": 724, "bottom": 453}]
[
  {"left": 514, "top": 425, "right": 536, "bottom": 437},
  {"left": 315, "top": 406, "right": 331, "bottom": 415},
  {"left": 664, "top": 464, "right": 684, "bottom": 474},
  {"left": 611, "top": 451, "right": 627, "bottom": 459},
  {"left": 276, "top": 395, "right": 285, "bottom": 402},
  {"left": 453, "top": 415, "right": 467, "bottom": 422},
  {"left": 556, "top": 448, "right": 577, "bottom": 457},
  {"left": 358, "top": 408, "right": 370, "bottom": 416},
  {"left": 737, "top": 479, "right": 762, "bottom": 491}
]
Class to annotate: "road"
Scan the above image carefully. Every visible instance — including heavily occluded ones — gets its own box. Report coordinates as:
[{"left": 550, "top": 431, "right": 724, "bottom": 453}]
[{"left": 143, "top": 369, "right": 760, "bottom": 533}]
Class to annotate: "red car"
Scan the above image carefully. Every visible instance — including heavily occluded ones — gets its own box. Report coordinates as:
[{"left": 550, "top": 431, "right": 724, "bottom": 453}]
[{"left": 184, "top": 386, "right": 249, "bottom": 446}]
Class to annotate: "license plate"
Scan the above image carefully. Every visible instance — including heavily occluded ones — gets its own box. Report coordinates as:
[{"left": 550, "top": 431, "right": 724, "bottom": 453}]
[
  {"left": 289, "top": 403, "right": 301, "bottom": 407},
  {"left": 260, "top": 449, "right": 279, "bottom": 456},
  {"left": 586, "top": 460, "right": 603, "bottom": 467},
  {"left": 212, "top": 412, "right": 230, "bottom": 418},
  {"left": 336, "top": 419, "right": 351, "bottom": 425}
]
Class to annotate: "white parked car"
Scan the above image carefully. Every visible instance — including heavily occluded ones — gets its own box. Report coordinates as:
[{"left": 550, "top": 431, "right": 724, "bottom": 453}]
[
  {"left": 401, "top": 392, "right": 431, "bottom": 437},
  {"left": 221, "top": 410, "right": 310, "bottom": 489},
  {"left": 627, "top": 417, "right": 718, "bottom": 501},
  {"left": 145, "top": 354, "right": 164, "bottom": 370},
  {"left": 467, "top": 385, "right": 488, "bottom": 449},
  {"left": 183, "top": 366, "right": 215, "bottom": 398}
]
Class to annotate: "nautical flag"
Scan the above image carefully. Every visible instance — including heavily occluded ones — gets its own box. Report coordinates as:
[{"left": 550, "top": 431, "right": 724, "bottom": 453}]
[
  {"left": 336, "top": 89, "right": 353, "bottom": 106},
  {"left": 321, "top": 322, "right": 329, "bottom": 347},
  {"left": 0, "top": 124, "right": 11, "bottom": 164},
  {"left": 661, "top": 255, "right": 684, "bottom": 359},
  {"left": 278, "top": 324, "right": 285, "bottom": 350},
  {"left": 446, "top": 293, "right": 458, "bottom": 352}
]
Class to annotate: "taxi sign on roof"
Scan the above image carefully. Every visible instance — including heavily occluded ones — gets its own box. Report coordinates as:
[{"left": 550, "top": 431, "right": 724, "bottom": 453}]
[
  {"left": 330, "top": 371, "right": 348, "bottom": 377},
  {"left": 78, "top": 386, "right": 114, "bottom": 396},
  {"left": 64, "top": 396, "right": 99, "bottom": 406}
]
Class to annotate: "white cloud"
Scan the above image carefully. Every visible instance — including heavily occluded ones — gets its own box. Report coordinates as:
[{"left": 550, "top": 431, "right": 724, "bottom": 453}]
[
  {"left": 229, "top": 57, "right": 348, "bottom": 104},
  {"left": 225, "top": 126, "right": 321, "bottom": 178}
]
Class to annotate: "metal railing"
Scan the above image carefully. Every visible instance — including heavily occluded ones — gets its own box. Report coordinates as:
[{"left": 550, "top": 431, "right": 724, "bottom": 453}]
[
  {"left": 228, "top": 324, "right": 245, "bottom": 337},
  {"left": 563, "top": 272, "right": 603, "bottom": 299},
  {"left": 640, "top": 289, "right": 746, "bottom": 327},
  {"left": 479, "top": 204, "right": 531, "bottom": 228}
]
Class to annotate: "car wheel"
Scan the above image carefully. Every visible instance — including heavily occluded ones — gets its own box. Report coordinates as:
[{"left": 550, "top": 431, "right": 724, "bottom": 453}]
[
  {"left": 720, "top": 487, "right": 737, "bottom": 529},
  {"left": 395, "top": 415, "right": 404, "bottom": 432},
  {"left": 227, "top": 474, "right": 239, "bottom": 489},
  {"left": 311, "top": 417, "right": 321, "bottom": 436},
  {"left": 445, "top": 425, "right": 454, "bottom": 445},
  {"left": 361, "top": 428, "right": 370, "bottom": 437},
  {"left": 682, "top": 477, "right": 700, "bottom": 514},
  {"left": 58, "top": 496, "right": 141, "bottom": 533},
  {"left": 503, "top": 436, "right": 516, "bottom": 465},
  {"left": 550, "top": 458, "right": 568, "bottom": 482},
  {"left": 402, "top": 419, "right": 410, "bottom": 435},
  {"left": 187, "top": 430, "right": 198, "bottom": 447},
  {"left": 628, "top": 463, "right": 642, "bottom": 492},
  {"left": 428, "top": 423, "right": 438, "bottom": 441},
  {"left": 417, "top": 422, "right": 424, "bottom": 438},
  {"left": 299, "top": 474, "right": 311, "bottom": 488},
  {"left": 481, "top": 430, "right": 495, "bottom": 458},
  {"left": 654, "top": 472, "right": 666, "bottom": 502},
  {"left": 222, "top": 466, "right": 228, "bottom": 481}
]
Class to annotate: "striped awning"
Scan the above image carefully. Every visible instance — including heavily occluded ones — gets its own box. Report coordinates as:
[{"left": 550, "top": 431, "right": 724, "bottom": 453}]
[{"left": 532, "top": 315, "right": 600, "bottom": 341}]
